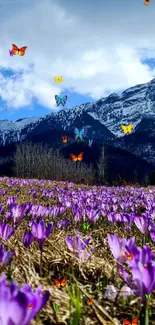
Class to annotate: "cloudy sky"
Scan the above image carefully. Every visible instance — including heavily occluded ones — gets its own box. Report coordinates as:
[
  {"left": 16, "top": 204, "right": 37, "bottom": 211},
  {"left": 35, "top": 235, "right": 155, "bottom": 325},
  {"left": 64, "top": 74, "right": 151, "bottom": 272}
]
[{"left": 0, "top": 0, "right": 155, "bottom": 121}]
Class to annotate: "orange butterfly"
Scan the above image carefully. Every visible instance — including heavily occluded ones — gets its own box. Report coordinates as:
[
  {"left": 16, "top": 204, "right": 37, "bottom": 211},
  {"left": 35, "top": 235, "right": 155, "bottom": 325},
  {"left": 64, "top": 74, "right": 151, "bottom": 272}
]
[
  {"left": 123, "top": 317, "right": 138, "bottom": 325},
  {"left": 125, "top": 252, "right": 133, "bottom": 260},
  {"left": 54, "top": 278, "right": 67, "bottom": 288},
  {"left": 70, "top": 152, "right": 83, "bottom": 162},
  {"left": 12, "top": 44, "right": 27, "bottom": 56},
  {"left": 62, "top": 136, "right": 68, "bottom": 143},
  {"left": 87, "top": 298, "right": 93, "bottom": 305},
  {"left": 144, "top": 0, "right": 150, "bottom": 5}
]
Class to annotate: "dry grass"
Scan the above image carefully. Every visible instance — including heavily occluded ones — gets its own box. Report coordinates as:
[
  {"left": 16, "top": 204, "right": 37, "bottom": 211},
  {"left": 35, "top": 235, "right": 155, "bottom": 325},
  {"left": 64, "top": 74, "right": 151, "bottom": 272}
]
[{"left": 1, "top": 180, "right": 155, "bottom": 325}]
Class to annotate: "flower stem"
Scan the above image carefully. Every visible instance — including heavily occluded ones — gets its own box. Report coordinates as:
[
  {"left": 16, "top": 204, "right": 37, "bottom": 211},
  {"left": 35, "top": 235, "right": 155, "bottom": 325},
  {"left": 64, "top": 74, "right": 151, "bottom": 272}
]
[
  {"left": 142, "top": 234, "right": 145, "bottom": 246},
  {"left": 40, "top": 246, "right": 43, "bottom": 277},
  {"left": 144, "top": 300, "right": 149, "bottom": 325}
]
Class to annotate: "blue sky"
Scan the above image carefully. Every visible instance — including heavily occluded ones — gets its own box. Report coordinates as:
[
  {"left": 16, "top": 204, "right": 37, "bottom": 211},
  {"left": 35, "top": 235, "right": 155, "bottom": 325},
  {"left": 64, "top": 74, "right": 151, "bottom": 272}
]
[{"left": 0, "top": 0, "right": 155, "bottom": 121}]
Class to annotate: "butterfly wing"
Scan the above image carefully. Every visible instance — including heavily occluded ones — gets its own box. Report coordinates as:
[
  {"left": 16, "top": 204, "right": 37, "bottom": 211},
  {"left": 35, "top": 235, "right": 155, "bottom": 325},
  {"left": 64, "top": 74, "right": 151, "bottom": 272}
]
[
  {"left": 129, "top": 123, "right": 133, "bottom": 133},
  {"left": 125, "top": 252, "right": 133, "bottom": 260},
  {"left": 55, "top": 95, "right": 60, "bottom": 106},
  {"left": 144, "top": 0, "right": 150, "bottom": 5},
  {"left": 18, "top": 46, "right": 27, "bottom": 56},
  {"left": 74, "top": 127, "right": 80, "bottom": 140},
  {"left": 123, "top": 320, "right": 131, "bottom": 325},
  {"left": 54, "top": 280, "right": 61, "bottom": 288},
  {"left": 87, "top": 298, "right": 93, "bottom": 305},
  {"left": 121, "top": 125, "right": 127, "bottom": 134},
  {"left": 61, "top": 95, "right": 68, "bottom": 106},
  {"left": 79, "top": 128, "right": 85, "bottom": 140},
  {"left": 54, "top": 77, "right": 58, "bottom": 82},
  {"left": 83, "top": 223, "right": 86, "bottom": 230},
  {"left": 89, "top": 139, "right": 93, "bottom": 146},
  {"left": 70, "top": 154, "right": 78, "bottom": 162},
  {"left": 77, "top": 152, "right": 83, "bottom": 161},
  {"left": 132, "top": 317, "right": 138, "bottom": 325},
  {"left": 12, "top": 44, "right": 19, "bottom": 55},
  {"left": 62, "top": 136, "right": 67, "bottom": 143},
  {"left": 60, "top": 278, "right": 66, "bottom": 287},
  {"left": 9, "top": 49, "right": 13, "bottom": 56}
]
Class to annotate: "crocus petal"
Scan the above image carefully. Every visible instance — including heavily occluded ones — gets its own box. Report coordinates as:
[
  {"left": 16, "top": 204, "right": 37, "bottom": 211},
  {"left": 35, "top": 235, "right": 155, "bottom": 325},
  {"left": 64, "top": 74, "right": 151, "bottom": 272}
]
[{"left": 65, "top": 236, "right": 74, "bottom": 252}]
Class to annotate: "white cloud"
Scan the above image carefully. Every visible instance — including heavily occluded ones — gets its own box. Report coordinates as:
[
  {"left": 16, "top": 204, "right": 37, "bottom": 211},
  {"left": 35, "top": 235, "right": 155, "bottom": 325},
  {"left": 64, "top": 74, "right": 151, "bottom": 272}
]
[{"left": 0, "top": 0, "right": 154, "bottom": 109}]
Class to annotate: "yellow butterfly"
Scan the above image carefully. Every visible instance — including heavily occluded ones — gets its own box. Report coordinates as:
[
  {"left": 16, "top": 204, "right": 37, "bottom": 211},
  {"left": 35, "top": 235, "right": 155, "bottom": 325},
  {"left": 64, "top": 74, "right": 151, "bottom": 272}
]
[
  {"left": 54, "top": 76, "right": 63, "bottom": 83},
  {"left": 121, "top": 123, "right": 133, "bottom": 134}
]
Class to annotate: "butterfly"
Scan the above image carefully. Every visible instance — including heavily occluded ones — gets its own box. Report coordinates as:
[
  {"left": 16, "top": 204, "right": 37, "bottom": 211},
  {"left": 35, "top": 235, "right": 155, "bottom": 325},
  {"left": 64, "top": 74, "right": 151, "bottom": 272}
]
[
  {"left": 12, "top": 44, "right": 27, "bottom": 56},
  {"left": 54, "top": 76, "right": 63, "bottom": 82},
  {"left": 28, "top": 304, "right": 32, "bottom": 309},
  {"left": 53, "top": 303, "right": 59, "bottom": 312},
  {"left": 145, "top": 293, "right": 151, "bottom": 300},
  {"left": 70, "top": 152, "right": 83, "bottom": 162},
  {"left": 54, "top": 278, "right": 67, "bottom": 288},
  {"left": 121, "top": 123, "right": 133, "bottom": 134},
  {"left": 87, "top": 298, "right": 93, "bottom": 305},
  {"left": 88, "top": 139, "right": 93, "bottom": 147},
  {"left": 125, "top": 252, "right": 133, "bottom": 260},
  {"left": 144, "top": 0, "right": 150, "bottom": 5},
  {"left": 9, "top": 49, "right": 13, "bottom": 57},
  {"left": 74, "top": 127, "right": 86, "bottom": 140},
  {"left": 55, "top": 95, "right": 68, "bottom": 106},
  {"left": 62, "top": 136, "right": 68, "bottom": 143},
  {"left": 82, "top": 222, "right": 90, "bottom": 230},
  {"left": 123, "top": 317, "right": 138, "bottom": 325}
]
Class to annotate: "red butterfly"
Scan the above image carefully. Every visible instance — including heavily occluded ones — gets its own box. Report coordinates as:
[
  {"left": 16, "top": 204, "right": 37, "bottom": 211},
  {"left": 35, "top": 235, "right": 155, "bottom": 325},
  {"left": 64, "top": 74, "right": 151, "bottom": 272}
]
[
  {"left": 87, "top": 298, "right": 93, "bottom": 305},
  {"left": 54, "top": 278, "right": 67, "bottom": 288},
  {"left": 125, "top": 252, "right": 133, "bottom": 260},
  {"left": 12, "top": 44, "right": 27, "bottom": 56},
  {"left": 70, "top": 152, "right": 83, "bottom": 162},
  {"left": 123, "top": 317, "right": 138, "bottom": 325},
  {"left": 62, "top": 136, "right": 68, "bottom": 143}
]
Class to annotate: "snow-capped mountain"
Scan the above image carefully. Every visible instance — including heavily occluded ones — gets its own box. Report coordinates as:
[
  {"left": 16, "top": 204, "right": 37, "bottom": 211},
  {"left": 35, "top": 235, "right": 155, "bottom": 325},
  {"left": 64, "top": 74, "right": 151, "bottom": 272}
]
[{"left": 1, "top": 78, "right": 155, "bottom": 165}]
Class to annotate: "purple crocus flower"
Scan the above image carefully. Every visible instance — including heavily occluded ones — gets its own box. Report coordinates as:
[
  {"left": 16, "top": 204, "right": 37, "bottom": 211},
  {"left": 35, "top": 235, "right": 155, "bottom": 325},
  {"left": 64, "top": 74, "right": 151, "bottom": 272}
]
[
  {"left": 0, "top": 273, "right": 50, "bottom": 325},
  {"left": 118, "top": 285, "right": 134, "bottom": 299},
  {"left": 121, "top": 258, "right": 155, "bottom": 301},
  {"left": 11, "top": 204, "right": 26, "bottom": 224},
  {"left": 31, "top": 220, "right": 53, "bottom": 250},
  {"left": 3, "top": 250, "right": 15, "bottom": 266},
  {"left": 134, "top": 214, "right": 149, "bottom": 234},
  {"left": 4, "top": 211, "right": 13, "bottom": 222},
  {"left": 0, "top": 244, "right": 15, "bottom": 265},
  {"left": 7, "top": 196, "right": 17, "bottom": 207},
  {"left": 0, "top": 222, "right": 16, "bottom": 241},
  {"left": 0, "top": 243, "right": 4, "bottom": 262},
  {"left": 127, "top": 245, "right": 155, "bottom": 269},
  {"left": 65, "top": 233, "right": 93, "bottom": 261},
  {"left": 104, "top": 285, "right": 117, "bottom": 301},
  {"left": 23, "top": 231, "right": 34, "bottom": 248},
  {"left": 57, "top": 218, "right": 70, "bottom": 229},
  {"left": 107, "top": 234, "right": 135, "bottom": 263}
]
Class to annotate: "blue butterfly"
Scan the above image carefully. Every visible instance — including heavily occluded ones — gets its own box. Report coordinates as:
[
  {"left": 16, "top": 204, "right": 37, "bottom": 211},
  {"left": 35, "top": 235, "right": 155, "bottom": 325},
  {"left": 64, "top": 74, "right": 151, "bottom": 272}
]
[
  {"left": 74, "top": 127, "right": 85, "bottom": 140},
  {"left": 88, "top": 139, "right": 93, "bottom": 147},
  {"left": 55, "top": 95, "right": 68, "bottom": 106}
]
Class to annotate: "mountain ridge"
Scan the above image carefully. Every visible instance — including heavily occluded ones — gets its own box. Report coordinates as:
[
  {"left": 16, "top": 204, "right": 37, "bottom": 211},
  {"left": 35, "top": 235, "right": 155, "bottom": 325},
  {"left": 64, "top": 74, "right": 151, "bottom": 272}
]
[{"left": 0, "top": 77, "right": 155, "bottom": 166}]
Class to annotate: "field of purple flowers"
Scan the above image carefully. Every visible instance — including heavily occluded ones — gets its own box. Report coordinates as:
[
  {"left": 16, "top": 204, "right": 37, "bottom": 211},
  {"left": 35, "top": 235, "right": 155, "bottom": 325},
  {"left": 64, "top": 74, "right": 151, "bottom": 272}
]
[{"left": 0, "top": 177, "right": 155, "bottom": 325}]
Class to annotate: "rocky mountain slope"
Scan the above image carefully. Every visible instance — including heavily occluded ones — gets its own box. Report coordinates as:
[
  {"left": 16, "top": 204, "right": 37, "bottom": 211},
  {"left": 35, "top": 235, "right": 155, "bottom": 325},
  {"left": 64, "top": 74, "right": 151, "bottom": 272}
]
[{"left": 0, "top": 78, "right": 155, "bottom": 165}]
